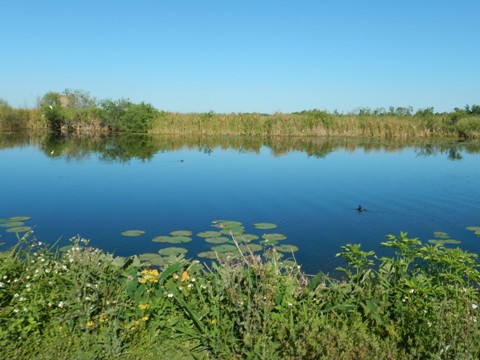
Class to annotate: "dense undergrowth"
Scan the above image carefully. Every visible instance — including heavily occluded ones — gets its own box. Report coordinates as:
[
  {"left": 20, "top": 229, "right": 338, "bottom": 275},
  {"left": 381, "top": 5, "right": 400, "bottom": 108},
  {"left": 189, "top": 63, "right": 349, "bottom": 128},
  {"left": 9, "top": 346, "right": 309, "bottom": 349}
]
[{"left": 1, "top": 231, "right": 479, "bottom": 359}]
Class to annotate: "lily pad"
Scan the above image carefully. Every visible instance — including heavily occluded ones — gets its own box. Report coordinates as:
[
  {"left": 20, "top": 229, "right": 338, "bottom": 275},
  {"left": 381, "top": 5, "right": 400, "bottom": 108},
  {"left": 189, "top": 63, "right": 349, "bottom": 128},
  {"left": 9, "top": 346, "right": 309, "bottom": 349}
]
[
  {"left": 197, "top": 231, "right": 222, "bottom": 238},
  {"left": 261, "top": 233, "right": 287, "bottom": 241},
  {"left": 275, "top": 244, "right": 299, "bottom": 253},
  {"left": 234, "top": 234, "right": 259, "bottom": 243},
  {"left": 433, "top": 231, "right": 449, "bottom": 239},
  {"left": 197, "top": 251, "right": 219, "bottom": 259},
  {"left": 466, "top": 226, "right": 480, "bottom": 232},
  {"left": 240, "top": 244, "right": 263, "bottom": 252},
  {"left": 152, "top": 236, "right": 173, "bottom": 243},
  {"left": 6, "top": 216, "right": 31, "bottom": 222},
  {"left": 170, "top": 230, "right": 192, "bottom": 237},
  {"left": 428, "top": 239, "right": 462, "bottom": 245},
  {"left": 204, "top": 236, "right": 230, "bottom": 244},
  {"left": 152, "top": 236, "right": 192, "bottom": 244},
  {"left": 260, "top": 239, "right": 280, "bottom": 246},
  {"left": 121, "top": 230, "right": 146, "bottom": 237},
  {"left": 253, "top": 222, "right": 278, "bottom": 230},
  {"left": 138, "top": 253, "right": 167, "bottom": 266},
  {"left": 6, "top": 226, "right": 32, "bottom": 233},
  {"left": 1, "top": 222, "right": 24, "bottom": 228},
  {"left": 262, "top": 249, "right": 284, "bottom": 260},
  {"left": 213, "top": 220, "right": 243, "bottom": 229},
  {"left": 158, "top": 247, "right": 188, "bottom": 256},
  {"left": 211, "top": 244, "right": 239, "bottom": 253},
  {"left": 220, "top": 227, "right": 245, "bottom": 236}
]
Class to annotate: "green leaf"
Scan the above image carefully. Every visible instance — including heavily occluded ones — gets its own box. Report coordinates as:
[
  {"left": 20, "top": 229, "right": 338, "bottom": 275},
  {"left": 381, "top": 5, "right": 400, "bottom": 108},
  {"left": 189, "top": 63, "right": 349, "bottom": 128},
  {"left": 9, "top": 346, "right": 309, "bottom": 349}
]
[
  {"left": 253, "top": 222, "right": 278, "bottom": 230},
  {"left": 197, "top": 231, "right": 222, "bottom": 238},
  {"left": 121, "top": 230, "right": 146, "bottom": 237},
  {"left": 152, "top": 236, "right": 192, "bottom": 244},
  {"left": 170, "top": 230, "right": 192, "bottom": 237},
  {"left": 204, "top": 236, "right": 230, "bottom": 244},
  {"left": 262, "top": 233, "right": 287, "bottom": 241},
  {"left": 6, "top": 216, "right": 31, "bottom": 222},
  {"left": 158, "top": 247, "right": 188, "bottom": 256},
  {"left": 433, "top": 231, "right": 449, "bottom": 239},
  {"left": 0, "top": 222, "right": 24, "bottom": 228},
  {"left": 211, "top": 244, "right": 238, "bottom": 253},
  {"left": 234, "top": 234, "right": 259, "bottom": 243},
  {"left": 275, "top": 244, "right": 299, "bottom": 253},
  {"left": 6, "top": 226, "right": 32, "bottom": 233}
]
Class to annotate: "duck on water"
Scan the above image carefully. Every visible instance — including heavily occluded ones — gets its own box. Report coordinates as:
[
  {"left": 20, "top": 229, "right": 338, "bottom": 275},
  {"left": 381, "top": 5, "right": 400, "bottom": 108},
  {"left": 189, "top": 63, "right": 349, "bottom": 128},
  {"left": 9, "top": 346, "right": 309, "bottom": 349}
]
[{"left": 356, "top": 205, "right": 366, "bottom": 212}]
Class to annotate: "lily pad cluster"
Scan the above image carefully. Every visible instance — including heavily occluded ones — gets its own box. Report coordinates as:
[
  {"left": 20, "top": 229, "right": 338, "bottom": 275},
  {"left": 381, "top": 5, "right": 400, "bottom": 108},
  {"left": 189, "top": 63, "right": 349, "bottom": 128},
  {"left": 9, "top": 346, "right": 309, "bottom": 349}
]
[
  {"left": 466, "top": 226, "right": 480, "bottom": 237},
  {"left": 130, "top": 219, "right": 299, "bottom": 265},
  {"left": 197, "top": 220, "right": 298, "bottom": 260},
  {"left": 428, "top": 231, "right": 461, "bottom": 245},
  {"left": 0, "top": 216, "right": 33, "bottom": 235}
]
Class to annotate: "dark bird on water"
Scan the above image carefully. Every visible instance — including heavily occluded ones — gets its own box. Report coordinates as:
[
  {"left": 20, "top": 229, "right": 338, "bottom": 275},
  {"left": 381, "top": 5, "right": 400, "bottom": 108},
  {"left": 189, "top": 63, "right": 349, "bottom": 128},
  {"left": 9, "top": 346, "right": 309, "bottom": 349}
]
[{"left": 356, "top": 205, "right": 366, "bottom": 212}]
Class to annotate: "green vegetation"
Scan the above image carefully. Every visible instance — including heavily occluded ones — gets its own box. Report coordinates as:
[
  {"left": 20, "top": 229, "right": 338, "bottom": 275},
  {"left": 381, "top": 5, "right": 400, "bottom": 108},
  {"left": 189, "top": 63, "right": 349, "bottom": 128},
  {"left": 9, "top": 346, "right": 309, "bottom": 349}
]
[
  {"left": 1, "top": 227, "right": 479, "bottom": 359},
  {"left": 1, "top": 90, "right": 480, "bottom": 139}
]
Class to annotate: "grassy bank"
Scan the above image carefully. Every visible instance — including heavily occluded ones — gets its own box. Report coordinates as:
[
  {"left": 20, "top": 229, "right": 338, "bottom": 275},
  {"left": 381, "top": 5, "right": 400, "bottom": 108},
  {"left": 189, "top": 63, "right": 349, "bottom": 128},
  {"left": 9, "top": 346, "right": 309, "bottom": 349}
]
[
  {"left": 1, "top": 93, "right": 480, "bottom": 139},
  {"left": 1, "top": 230, "right": 479, "bottom": 359}
]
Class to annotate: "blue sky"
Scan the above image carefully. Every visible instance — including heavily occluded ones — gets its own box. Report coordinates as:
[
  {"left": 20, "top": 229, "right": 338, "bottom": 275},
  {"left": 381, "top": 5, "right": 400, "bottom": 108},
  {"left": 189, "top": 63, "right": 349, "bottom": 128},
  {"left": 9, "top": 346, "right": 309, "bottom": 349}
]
[{"left": 2, "top": 0, "right": 479, "bottom": 113}]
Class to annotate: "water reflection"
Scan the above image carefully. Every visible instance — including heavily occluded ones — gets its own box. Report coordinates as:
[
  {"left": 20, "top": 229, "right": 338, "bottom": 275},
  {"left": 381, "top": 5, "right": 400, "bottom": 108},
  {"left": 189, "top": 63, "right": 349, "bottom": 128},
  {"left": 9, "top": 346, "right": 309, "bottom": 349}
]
[{"left": 1, "top": 132, "right": 479, "bottom": 162}]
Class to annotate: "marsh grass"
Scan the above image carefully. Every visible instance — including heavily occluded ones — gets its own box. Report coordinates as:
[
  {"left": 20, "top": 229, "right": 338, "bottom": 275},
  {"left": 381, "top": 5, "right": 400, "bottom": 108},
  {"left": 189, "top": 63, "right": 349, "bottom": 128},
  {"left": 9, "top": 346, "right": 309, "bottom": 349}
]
[
  {"left": 2, "top": 105, "right": 480, "bottom": 139},
  {"left": 1, "top": 230, "right": 480, "bottom": 359}
]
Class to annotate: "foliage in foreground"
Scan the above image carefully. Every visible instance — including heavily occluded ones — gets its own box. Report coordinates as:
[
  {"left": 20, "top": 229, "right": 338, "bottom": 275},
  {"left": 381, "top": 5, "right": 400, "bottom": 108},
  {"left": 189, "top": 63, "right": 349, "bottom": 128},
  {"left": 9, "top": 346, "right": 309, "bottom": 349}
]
[{"left": 1, "top": 232, "right": 479, "bottom": 359}]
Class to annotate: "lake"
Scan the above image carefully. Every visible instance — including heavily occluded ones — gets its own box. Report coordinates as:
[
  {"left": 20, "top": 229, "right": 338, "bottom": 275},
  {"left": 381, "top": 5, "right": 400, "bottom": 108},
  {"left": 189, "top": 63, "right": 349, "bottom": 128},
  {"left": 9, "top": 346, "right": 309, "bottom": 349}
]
[{"left": 1, "top": 133, "right": 480, "bottom": 274}]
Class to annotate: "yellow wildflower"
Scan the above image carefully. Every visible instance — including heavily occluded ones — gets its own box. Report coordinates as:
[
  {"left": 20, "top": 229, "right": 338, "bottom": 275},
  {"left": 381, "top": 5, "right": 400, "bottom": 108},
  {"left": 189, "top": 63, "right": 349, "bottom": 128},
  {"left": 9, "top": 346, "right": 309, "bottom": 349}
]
[
  {"left": 138, "top": 303, "right": 149, "bottom": 310},
  {"left": 181, "top": 271, "right": 189, "bottom": 282},
  {"left": 142, "top": 316, "right": 149, "bottom": 321},
  {"left": 138, "top": 268, "right": 160, "bottom": 284},
  {"left": 86, "top": 320, "right": 94, "bottom": 327}
]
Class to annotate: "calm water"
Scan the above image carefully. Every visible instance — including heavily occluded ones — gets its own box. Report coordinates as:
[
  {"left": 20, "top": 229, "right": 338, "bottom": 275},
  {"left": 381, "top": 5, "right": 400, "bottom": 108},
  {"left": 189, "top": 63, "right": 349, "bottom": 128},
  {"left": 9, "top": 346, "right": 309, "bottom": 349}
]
[{"left": 1, "top": 133, "right": 480, "bottom": 274}]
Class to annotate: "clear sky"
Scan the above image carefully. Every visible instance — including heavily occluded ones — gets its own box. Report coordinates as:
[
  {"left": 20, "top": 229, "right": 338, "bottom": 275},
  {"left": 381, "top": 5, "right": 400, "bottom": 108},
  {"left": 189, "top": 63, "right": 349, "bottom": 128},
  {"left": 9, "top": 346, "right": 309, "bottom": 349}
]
[{"left": 2, "top": 0, "right": 479, "bottom": 113}]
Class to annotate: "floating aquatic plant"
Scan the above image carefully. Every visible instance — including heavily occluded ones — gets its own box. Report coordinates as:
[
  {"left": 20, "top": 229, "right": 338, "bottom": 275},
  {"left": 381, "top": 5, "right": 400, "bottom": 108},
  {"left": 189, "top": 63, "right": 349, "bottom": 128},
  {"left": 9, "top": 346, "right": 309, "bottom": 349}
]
[
  {"left": 204, "top": 237, "right": 230, "bottom": 244},
  {"left": 197, "top": 231, "right": 222, "bottom": 238},
  {"left": 6, "top": 216, "right": 31, "bottom": 222},
  {"left": 253, "top": 222, "right": 278, "bottom": 230},
  {"left": 261, "top": 233, "right": 287, "bottom": 241},
  {"left": 138, "top": 253, "right": 167, "bottom": 266},
  {"left": 121, "top": 230, "right": 146, "bottom": 237},
  {"left": 170, "top": 230, "right": 192, "bottom": 237},
  {"left": 211, "top": 244, "right": 238, "bottom": 253},
  {"left": 1, "top": 222, "right": 24, "bottom": 228},
  {"left": 275, "top": 244, "right": 299, "bottom": 253},
  {"left": 158, "top": 247, "right": 188, "bottom": 256},
  {"left": 433, "top": 231, "right": 449, "bottom": 239},
  {"left": 234, "top": 234, "right": 259, "bottom": 243},
  {"left": 213, "top": 220, "right": 243, "bottom": 229},
  {"left": 152, "top": 236, "right": 191, "bottom": 244},
  {"left": 428, "top": 239, "right": 462, "bottom": 245},
  {"left": 466, "top": 226, "right": 480, "bottom": 236},
  {"left": 220, "top": 227, "right": 245, "bottom": 236},
  {"left": 6, "top": 226, "right": 32, "bottom": 233}
]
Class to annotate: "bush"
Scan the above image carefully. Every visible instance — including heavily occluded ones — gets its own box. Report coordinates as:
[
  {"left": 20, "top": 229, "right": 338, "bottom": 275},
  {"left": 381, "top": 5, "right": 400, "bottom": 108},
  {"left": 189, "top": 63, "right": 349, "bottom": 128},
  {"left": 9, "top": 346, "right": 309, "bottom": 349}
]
[{"left": 1, "top": 231, "right": 479, "bottom": 358}]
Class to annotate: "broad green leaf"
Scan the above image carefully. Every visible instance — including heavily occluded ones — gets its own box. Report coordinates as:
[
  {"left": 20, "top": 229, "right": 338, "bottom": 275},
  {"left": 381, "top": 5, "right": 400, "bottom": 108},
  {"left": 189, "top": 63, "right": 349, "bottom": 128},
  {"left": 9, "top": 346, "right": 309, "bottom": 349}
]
[
  {"left": 253, "top": 222, "right": 278, "bottom": 230},
  {"left": 170, "top": 230, "right": 192, "bottom": 237},
  {"left": 158, "top": 247, "right": 188, "bottom": 256},
  {"left": 121, "top": 230, "right": 146, "bottom": 237}
]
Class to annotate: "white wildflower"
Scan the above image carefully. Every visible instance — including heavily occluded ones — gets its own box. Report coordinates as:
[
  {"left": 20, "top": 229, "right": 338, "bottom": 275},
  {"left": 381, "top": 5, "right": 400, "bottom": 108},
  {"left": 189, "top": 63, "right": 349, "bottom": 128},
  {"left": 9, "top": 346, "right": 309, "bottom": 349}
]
[
  {"left": 409, "top": 289, "right": 415, "bottom": 294},
  {"left": 472, "top": 303, "right": 478, "bottom": 310},
  {"left": 58, "top": 301, "right": 65, "bottom": 308},
  {"left": 167, "top": 293, "right": 174, "bottom": 298}
]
